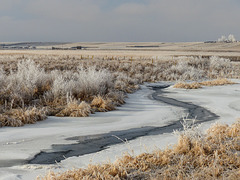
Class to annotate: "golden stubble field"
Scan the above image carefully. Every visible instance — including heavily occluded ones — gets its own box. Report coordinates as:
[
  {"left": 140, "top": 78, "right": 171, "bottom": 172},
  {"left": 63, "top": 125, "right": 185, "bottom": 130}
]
[{"left": 1, "top": 42, "right": 240, "bottom": 60}]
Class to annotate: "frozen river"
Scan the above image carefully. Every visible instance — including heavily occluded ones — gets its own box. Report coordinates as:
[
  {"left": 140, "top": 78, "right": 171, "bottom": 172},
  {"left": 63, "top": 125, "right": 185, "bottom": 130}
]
[{"left": 0, "top": 81, "right": 239, "bottom": 180}]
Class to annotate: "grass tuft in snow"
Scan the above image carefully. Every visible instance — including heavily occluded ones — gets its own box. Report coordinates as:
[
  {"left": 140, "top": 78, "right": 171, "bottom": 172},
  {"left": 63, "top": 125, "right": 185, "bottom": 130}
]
[
  {"left": 91, "top": 95, "right": 116, "bottom": 112},
  {"left": 0, "top": 107, "right": 47, "bottom": 127},
  {"left": 56, "top": 100, "right": 91, "bottom": 117}
]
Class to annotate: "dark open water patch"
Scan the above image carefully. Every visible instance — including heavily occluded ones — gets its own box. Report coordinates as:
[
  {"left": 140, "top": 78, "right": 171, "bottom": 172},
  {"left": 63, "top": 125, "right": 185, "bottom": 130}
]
[{"left": 26, "top": 83, "right": 219, "bottom": 165}]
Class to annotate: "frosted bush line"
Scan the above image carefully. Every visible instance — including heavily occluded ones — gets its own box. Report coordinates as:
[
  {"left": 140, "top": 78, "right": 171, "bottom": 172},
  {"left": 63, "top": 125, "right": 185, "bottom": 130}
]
[
  {"left": 0, "top": 60, "right": 114, "bottom": 110},
  {"left": 5, "top": 60, "right": 50, "bottom": 105},
  {"left": 0, "top": 55, "right": 239, "bottom": 126}
]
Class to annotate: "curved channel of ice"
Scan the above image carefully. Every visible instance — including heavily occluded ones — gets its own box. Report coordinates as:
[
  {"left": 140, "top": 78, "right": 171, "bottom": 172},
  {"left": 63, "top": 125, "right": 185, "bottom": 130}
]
[
  {"left": 0, "top": 80, "right": 239, "bottom": 180},
  {"left": 0, "top": 85, "right": 183, "bottom": 180}
]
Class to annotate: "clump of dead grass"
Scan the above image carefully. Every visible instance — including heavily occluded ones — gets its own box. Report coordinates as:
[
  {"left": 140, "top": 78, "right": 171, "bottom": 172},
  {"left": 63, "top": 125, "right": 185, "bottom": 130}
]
[
  {"left": 91, "top": 95, "right": 116, "bottom": 112},
  {"left": 40, "top": 119, "right": 240, "bottom": 180},
  {"left": 56, "top": 100, "right": 91, "bottom": 117},
  {"left": 174, "top": 78, "right": 236, "bottom": 89},
  {"left": 0, "top": 107, "right": 47, "bottom": 127},
  {"left": 173, "top": 82, "right": 202, "bottom": 89},
  {"left": 199, "top": 78, "right": 236, "bottom": 86}
]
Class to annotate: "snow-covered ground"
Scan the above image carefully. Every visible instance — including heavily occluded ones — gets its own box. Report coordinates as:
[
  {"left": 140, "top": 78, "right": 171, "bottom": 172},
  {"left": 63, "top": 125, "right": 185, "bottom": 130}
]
[
  {"left": 165, "top": 79, "right": 240, "bottom": 127},
  {"left": 0, "top": 81, "right": 239, "bottom": 180}
]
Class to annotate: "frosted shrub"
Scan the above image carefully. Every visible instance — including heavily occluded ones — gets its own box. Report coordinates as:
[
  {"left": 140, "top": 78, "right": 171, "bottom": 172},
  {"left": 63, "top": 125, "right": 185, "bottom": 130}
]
[
  {"left": 143, "top": 72, "right": 152, "bottom": 82},
  {"left": 76, "top": 66, "right": 113, "bottom": 97},
  {"left": 209, "top": 56, "right": 233, "bottom": 78},
  {"left": 114, "top": 73, "right": 129, "bottom": 92},
  {"left": 0, "top": 68, "right": 7, "bottom": 110},
  {"left": 0, "top": 68, "right": 6, "bottom": 94},
  {"left": 0, "top": 67, "right": 5, "bottom": 83},
  {"left": 210, "top": 56, "right": 231, "bottom": 70},
  {"left": 188, "top": 56, "right": 209, "bottom": 69},
  {"left": 51, "top": 66, "right": 113, "bottom": 101},
  {"left": 176, "top": 60, "right": 189, "bottom": 74},
  {"left": 118, "top": 63, "right": 130, "bottom": 71},
  {"left": 162, "top": 57, "right": 208, "bottom": 81},
  {"left": 114, "top": 72, "right": 128, "bottom": 83},
  {"left": 144, "top": 66, "right": 152, "bottom": 73},
  {"left": 181, "top": 67, "right": 204, "bottom": 80},
  {"left": 113, "top": 72, "right": 139, "bottom": 93},
  {"left": 114, "top": 80, "right": 127, "bottom": 92},
  {"left": 51, "top": 71, "right": 77, "bottom": 98},
  {"left": 135, "top": 64, "right": 144, "bottom": 72},
  {"left": 135, "top": 73, "right": 144, "bottom": 83},
  {"left": 5, "top": 60, "right": 51, "bottom": 107},
  {"left": 167, "top": 61, "right": 189, "bottom": 80},
  {"left": 152, "top": 66, "right": 161, "bottom": 76},
  {"left": 163, "top": 56, "right": 236, "bottom": 80}
]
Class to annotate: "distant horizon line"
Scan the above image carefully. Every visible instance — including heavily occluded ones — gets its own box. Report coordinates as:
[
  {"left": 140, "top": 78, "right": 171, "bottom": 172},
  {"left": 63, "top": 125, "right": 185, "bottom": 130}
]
[{"left": 0, "top": 41, "right": 217, "bottom": 43}]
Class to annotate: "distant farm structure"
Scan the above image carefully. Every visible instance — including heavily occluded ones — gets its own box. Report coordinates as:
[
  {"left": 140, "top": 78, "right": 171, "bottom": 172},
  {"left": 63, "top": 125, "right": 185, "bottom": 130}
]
[
  {"left": 0, "top": 42, "right": 70, "bottom": 50},
  {"left": 52, "top": 46, "right": 82, "bottom": 50},
  {"left": 217, "top": 34, "right": 237, "bottom": 43},
  {"left": 204, "top": 34, "right": 238, "bottom": 43},
  {"left": 0, "top": 44, "right": 36, "bottom": 50}
]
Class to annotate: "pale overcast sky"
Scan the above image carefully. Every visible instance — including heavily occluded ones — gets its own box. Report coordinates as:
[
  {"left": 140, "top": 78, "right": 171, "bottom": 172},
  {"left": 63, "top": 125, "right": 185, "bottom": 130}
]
[{"left": 0, "top": 0, "right": 240, "bottom": 42}]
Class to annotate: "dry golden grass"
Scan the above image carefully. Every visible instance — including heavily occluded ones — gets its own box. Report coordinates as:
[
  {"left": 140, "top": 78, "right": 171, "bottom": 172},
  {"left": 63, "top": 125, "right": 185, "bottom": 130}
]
[
  {"left": 56, "top": 100, "right": 91, "bottom": 117},
  {"left": 173, "top": 82, "right": 202, "bottom": 89},
  {"left": 0, "top": 107, "right": 47, "bottom": 127},
  {"left": 174, "top": 78, "right": 236, "bottom": 89},
  {"left": 199, "top": 78, "right": 236, "bottom": 86},
  {"left": 40, "top": 119, "right": 240, "bottom": 180},
  {"left": 91, "top": 95, "right": 116, "bottom": 112}
]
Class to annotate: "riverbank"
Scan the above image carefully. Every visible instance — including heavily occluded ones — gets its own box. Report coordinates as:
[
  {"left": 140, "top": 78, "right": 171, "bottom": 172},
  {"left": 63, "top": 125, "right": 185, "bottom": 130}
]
[
  {"left": 0, "top": 81, "right": 239, "bottom": 179},
  {"left": 0, "top": 84, "right": 182, "bottom": 179}
]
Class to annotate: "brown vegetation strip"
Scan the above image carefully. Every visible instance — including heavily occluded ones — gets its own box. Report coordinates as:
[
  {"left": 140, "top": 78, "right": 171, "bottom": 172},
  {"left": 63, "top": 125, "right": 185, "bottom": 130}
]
[
  {"left": 173, "top": 78, "right": 236, "bottom": 89},
  {"left": 39, "top": 119, "right": 240, "bottom": 180}
]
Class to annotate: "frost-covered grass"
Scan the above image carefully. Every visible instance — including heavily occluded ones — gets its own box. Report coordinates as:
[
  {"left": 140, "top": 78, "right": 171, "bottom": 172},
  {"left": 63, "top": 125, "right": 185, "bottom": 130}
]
[
  {"left": 0, "top": 60, "right": 119, "bottom": 127},
  {"left": 40, "top": 119, "right": 240, "bottom": 180},
  {"left": 0, "top": 55, "right": 239, "bottom": 127}
]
